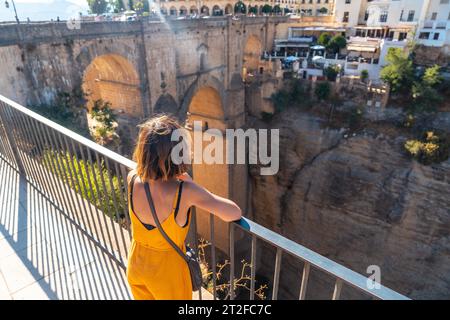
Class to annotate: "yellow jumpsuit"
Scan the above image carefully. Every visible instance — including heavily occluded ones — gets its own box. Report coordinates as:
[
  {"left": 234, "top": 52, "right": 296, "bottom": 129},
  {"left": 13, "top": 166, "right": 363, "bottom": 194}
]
[{"left": 126, "top": 178, "right": 193, "bottom": 300}]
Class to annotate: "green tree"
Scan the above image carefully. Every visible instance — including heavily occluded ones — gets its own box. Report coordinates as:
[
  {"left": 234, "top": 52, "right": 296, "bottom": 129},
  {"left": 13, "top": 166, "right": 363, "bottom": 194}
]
[
  {"left": 324, "top": 65, "right": 340, "bottom": 81},
  {"left": 111, "top": 0, "right": 125, "bottom": 13},
  {"left": 422, "top": 65, "right": 443, "bottom": 87},
  {"left": 128, "top": 0, "right": 134, "bottom": 10},
  {"left": 317, "top": 7, "right": 328, "bottom": 15},
  {"left": 360, "top": 69, "right": 369, "bottom": 82},
  {"left": 262, "top": 4, "right": 272, "bottom": 14},
  {"left": 327, "top": 35, "right": 347, "bottom": 54},
  {"left": 380, "top": 47, "right": 414, "bottom": 93},
  {"left": 249, "top": 6, "right": 257, "bottom": 14},
  {"left": 273, "top": 5, "right": 281, "bottom": 14},
  {"left": 315, "top": 82, "right": 331, "bottom": 101},
  {"left": 234, "top": 1, "right": 246, "bottom": 14},
  {"left": 317, "top": 33, "right": 331, "bottom": 47},
  {"left": 134, "top": 0, "right": 144, "bottom": 14},
  {"left": 87, "top": 0, "right": 109, "bottom": 15}
]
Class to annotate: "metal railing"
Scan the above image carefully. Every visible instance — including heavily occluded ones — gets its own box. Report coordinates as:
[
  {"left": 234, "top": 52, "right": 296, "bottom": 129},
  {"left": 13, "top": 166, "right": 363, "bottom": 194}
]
[{"left": 0, "top": 94, "right": 410, "bottom": 300}]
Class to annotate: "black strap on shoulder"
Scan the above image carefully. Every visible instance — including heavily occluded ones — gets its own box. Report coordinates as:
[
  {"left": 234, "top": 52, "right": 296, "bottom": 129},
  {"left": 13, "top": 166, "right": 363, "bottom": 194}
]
[
  {"left": 144, "top": 182, "right": 188, "bottom": 263},
  {"left": 128, "top": 174, "right": 138, "bottom": 211},
  {"left": 174, "top": 181, "right": 184, "bottom": 218}
]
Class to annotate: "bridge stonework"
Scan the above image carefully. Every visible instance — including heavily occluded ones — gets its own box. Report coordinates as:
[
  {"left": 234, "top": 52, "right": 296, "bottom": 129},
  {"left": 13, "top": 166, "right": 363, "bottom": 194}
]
[{"left": 0, "top": 17, "right": 287, "bottom": 250}]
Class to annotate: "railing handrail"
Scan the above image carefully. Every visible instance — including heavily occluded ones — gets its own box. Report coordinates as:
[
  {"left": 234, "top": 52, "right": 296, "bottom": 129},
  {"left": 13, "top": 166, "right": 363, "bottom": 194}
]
[
  {"left": 235, "top": 218, "right": 409, "bottom": 300},
  {"left": 0, "top": 94, "right": 136, "bottom": 170},
  {"left": 0, "top": 94, "right": 410, "bottom": 300}
]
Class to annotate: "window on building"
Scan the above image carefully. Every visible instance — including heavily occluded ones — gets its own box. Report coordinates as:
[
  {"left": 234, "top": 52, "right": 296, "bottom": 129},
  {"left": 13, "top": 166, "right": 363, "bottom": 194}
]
[
  {"left": 407, "top": 10, "right": 415, "bottom": 22},
  {"left": 440, "top": 0, "right": 449, "bottom": 4},
  {"left": 345, "top": 0, "right": 350, "bottom": 4},
  {"left": 379, "top": 10, "right": 388, "bottom": 22},
  {"left": 419, "top": 32, "right": 430, "bottom": 39},
  {"left": 364, "top": 10, "right": 369, "bottom": 21},
  {"left": 343, "top": 11, "right": 349, "bottom": 22},
  {"left": 398, "top": 32, "right": 407, "bottom": 41},
  {"left": 433, "top": 33, "right": 440, "bottom": 40},
  {"left": 431, "top": 12, "right": 438, "bottom": 20}
]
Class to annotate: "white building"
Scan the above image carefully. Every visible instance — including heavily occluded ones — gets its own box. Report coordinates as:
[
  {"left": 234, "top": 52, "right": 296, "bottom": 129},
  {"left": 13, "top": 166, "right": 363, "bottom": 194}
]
[{"left": 416, "top": 0, "right": 450, "bottom": 51}]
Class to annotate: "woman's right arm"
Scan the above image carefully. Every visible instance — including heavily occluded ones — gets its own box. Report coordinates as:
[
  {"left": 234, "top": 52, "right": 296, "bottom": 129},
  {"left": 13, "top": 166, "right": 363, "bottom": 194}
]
[{"left": 183, "top": 180, "right": 242, "bottom": 222}]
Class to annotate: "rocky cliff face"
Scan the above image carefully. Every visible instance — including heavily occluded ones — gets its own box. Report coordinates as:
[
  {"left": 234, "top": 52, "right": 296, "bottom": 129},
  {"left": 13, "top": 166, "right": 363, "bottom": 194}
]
[{"left": 248, "top": 109, "right": 450, "bottom": 299}]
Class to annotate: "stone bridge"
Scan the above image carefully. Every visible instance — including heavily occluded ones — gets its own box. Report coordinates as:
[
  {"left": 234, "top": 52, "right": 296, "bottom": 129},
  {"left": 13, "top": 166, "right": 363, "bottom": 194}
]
[{"left": 0, "top": 16, "right": 288, "bottom": 247}]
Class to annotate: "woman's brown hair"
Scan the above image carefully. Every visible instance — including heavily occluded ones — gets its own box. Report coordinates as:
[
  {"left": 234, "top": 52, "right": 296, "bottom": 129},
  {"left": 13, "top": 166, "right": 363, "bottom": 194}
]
[{"left": 133, "top": 114, "right": 189, "bottom": 181}]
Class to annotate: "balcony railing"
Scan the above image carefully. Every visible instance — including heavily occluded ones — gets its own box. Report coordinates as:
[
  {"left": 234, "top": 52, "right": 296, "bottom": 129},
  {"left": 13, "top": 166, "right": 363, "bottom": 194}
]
[{"left": 0, "top": 94, "right": 410, "bottom": 300}]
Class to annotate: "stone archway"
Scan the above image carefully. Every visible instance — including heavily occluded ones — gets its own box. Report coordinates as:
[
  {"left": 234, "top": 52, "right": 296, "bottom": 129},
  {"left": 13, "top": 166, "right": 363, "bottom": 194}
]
[
  {"left": 200, "top": 5, "right": 210, "bottom": 16},
  {"left": 154, "top": 93, "right": 179, "bottom": 116},
  {"left": 82, "top": 54, "right": 143, "bottom": 116},
  {"left": 225, "top": 4, "right": 233, "bottom": 14},
  {"left": 185, "top": 85, "right": 231, "bottom": 250},
  {"left": 243, "top": 35, "right": 263, "bottom": 73}
]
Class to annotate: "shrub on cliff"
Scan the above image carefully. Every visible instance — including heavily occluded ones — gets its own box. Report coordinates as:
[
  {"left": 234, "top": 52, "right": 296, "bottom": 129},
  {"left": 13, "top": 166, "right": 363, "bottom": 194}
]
[
  {"left": 404, "top": 131, "right": 449, "bottom": 165},
  {"left": 314, "top": 82, "right": 331, "bottom": 101},
  {"left": 270, "top": 79, "right": 311, "bottom": 112}
]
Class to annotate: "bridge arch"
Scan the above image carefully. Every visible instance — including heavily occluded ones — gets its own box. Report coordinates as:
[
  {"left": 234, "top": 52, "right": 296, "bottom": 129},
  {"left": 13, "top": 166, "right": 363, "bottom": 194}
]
[
  {"left": 82, "top": 54, "right": 143, "bottom": 116},
  {"left": 179, "top": 6, "right": 188, "bottom": 16},
  {"left": 180, "top": 74, "right": 226, "bottom": 126},
  {"left": 153, "top": 93, "right": 179, "bottom": 116},
  {"left": 225, "top": 4, "right": 233, "bottom": 14},
  {"left": 212, "top": 5, "right": 222, "bottom": 16},
  {"left": 243, "top": 34, "right": 263, "bottom": 73},
  {"left": 190, "top": 6, "right": 198, "bottom": 14},
  {"left": 200, "top": 6, "right": 210, "bottom": 15}
]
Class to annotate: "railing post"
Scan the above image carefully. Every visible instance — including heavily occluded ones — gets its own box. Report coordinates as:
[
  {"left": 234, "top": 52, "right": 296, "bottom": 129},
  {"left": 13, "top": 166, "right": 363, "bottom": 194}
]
[{"left": 0, "top": 103, "right": 26, "bottom": 175}]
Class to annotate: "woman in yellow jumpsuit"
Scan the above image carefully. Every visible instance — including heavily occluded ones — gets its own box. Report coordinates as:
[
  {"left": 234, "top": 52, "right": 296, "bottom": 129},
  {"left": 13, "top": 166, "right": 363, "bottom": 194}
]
[{"left": 126, "top": 115, "right": 242, "bottom": 300}]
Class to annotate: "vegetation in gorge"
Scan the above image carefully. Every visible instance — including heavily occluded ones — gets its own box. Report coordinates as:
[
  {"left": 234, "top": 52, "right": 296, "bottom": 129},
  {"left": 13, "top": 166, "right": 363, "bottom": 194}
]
[
  {"left": 28, "top": 89, "right": 89, "bottom": 137},
  {"left": 404, "top": 131, "right": 449, "bottom": 165},
  {"left": 43, "top": 149, "right": 127, "bottom": 223},
  {"left": 381, "top": 47, "right": 446, "bottom": 113},
  {"left": 270, "top": 79, "right": 312, "bottom": 113},
  {"left": 89, "top": 99, "right": 121, "bottom": 149}
]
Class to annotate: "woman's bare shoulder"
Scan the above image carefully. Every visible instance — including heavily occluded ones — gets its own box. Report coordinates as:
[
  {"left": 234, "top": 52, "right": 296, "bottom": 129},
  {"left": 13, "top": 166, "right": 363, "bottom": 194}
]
[{"left": 127, "top": 169, "right": 138, "bottom": 184}]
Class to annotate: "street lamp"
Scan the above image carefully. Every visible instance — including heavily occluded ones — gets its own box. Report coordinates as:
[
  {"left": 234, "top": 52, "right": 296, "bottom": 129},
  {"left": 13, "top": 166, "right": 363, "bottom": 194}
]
[{"left": 5, "top": 0, "right": 20, "bottom": 24}]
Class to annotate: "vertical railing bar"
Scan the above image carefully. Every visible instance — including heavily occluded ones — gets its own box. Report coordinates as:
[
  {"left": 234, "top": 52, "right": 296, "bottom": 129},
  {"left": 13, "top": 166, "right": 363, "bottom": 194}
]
[
  {"left": 57, "top": 132, "right": 92, "bottom": 233},
  {"left": 93, "top": 151, "right": 123, "bottom": 262},
  {"left": 0, "top": 123, "right": 15, "bottom": 166},
  {"left": 0, "top": 104, "right": 16, "bottom": 166},
  {"left": 209, "top": 213, "right": 217, "bottom": 300},
  {"left": 0, "top": 104, "right": 21, "bottom": 169},
  {"left": 76, "top": 141, "right": 109, "bottom": 247},
  {"left": 298, "top": 262, "right": 310, "bottom": 300},
  {"left": 103, "top": 156, "right": 129, "bottom": 262},
  {"left": 87, "top": 148, "right": 115, "bottom": 256},
  {"left": 119, "top": 164, "right": 132, "bottom": 239},
  {"left": 112, "top": 161, "right": 131, "bottom": 253},
  {"left": 63, "top": 135, "right": 95, "bottom": 239},
  {"left": 190, "top": 206, "right": 202, "bottom": 300},
  {"left": 66, "top": 136, "right": 99, "bottom": 241},
  {"left": 41, "top": 123, "right": 79, "bottom": 221},
  {"left": 250, "top": 235, "right": 257, "bottom": 300},
  {"left": 2, "top": 107, "right": 35, "bottom": 179},
  {"left": 229, "top": 222, "right": 235, "bottom": 300},
  {"left": 0, "top": 104, "right": 26, "bottom": 174},
  {"left": 47, "top": 129, "right": 83, "bottom": 225},
  {"left": 272, "top": 247, "right": 282, "bottom": 300},
  {"left": 21, "top": 113, "right": 67, "bottom": 211},
  {"left": 332, "top": 278, "right": 343, "bottom": 300},
  {"left": 36, "top": 119, "right": 75, "bottom": 216},
  {"left": 11, "top": 110, "right": 50, "bottom": 193}
]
